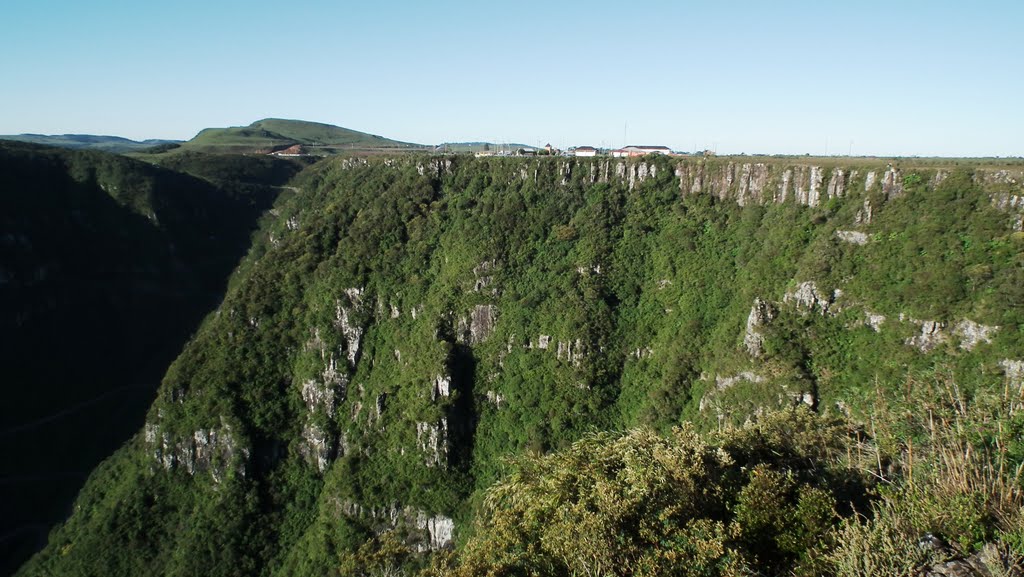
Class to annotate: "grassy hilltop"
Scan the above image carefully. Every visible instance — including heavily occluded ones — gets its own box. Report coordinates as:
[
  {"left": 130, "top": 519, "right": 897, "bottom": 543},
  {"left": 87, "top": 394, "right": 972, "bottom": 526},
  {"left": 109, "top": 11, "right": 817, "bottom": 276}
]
[{"left": 173, "top": 118, "right": 426, "bottom": 155}]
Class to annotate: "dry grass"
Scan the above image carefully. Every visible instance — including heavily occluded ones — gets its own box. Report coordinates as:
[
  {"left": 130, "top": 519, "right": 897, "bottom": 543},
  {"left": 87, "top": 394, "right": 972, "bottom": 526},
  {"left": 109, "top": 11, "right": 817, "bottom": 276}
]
[{"left": 826, "top": 375, "right": 1024, "bottom": 576}]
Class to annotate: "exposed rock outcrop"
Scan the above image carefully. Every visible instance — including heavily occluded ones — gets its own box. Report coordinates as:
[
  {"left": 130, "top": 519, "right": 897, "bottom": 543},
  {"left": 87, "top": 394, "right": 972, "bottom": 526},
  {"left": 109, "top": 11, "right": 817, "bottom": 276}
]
[
  {"left": 416, "top": 158, "right": 452, "bottom": 178},
  {"left": 300, "top": 423, "right": 332, "bottom": 472},
  {"left": 431, "top": 373, "right": 451, "bottom": 401},
  {"left": 827, "top": 168, "right": 846, "bottom": 199},
  {"left": 416, "top": 419, "right": 449, "bottom": 467},
  {"left": 301, "top": 372, "right": 343, "bottom": 418},
  {"left": 457, "top": 304, "right": 498, "bottom": 345},
  {"left": 338, "top": 158, "right": 369, "bottom": 170},
  {"left": 298, "top": 324, "right": 355, "bottom": 471},
  {"left": 664, "top": 159, "right": 1017, "bottom": 216},
  {"left": 855, "top": 198, "right": 873, "bottom": 225},
  {"left": 335, "top": 288, "right": 367, "bottom": 367},
  {"left": 473, "top": 260, "right": 496, "bottom": 293},
  {"left": 991, "top": 192, "right": 1024, "bottom": 231},
  {"left": 556, "top": 338, "right": 585, "bottom": 366},
  {"left": 975, "top": 169, "right": 1023, "bottom": 187},
  {"left": 835, "top": 230, "right": 869, "bottom": 245},
  {"left": 744, "top": 298, "right": 777, "bottom": 357},
  {"left": 793, "top": 166, "right": 824, "bottom": 207},
  {"left": 882, "top": 166, "right": 903, "bottom": 199},
  {"left": 736, "top": 163, "right": 770, "bottom": 206},
  {"left": 339, "top": 501, "right": 455, "bottom": 552},
  {"left": 902, "top": 317, "right": 998, "bottom": 353},
  {"left": 485, "top": 390, "right": 506, "bottom": 407},
  {"left": 953, "top": 320, "right": 998, "bottom": 351},
  {"left": 864, "top": 171, "right": 877, "bottom": 191},
  {"left": 779, "top": 168, "right": 792, "bottom": 203},
  {"left": 677, "top": 162, "right": 827, "bottom": 205},
  {"left": 864, "top": 311, "right": 886, "bottom": 332},
  {"left": 632, "top": 346, "right": 654, "bottom": 359},
  {"left": 145, "top": 417, "right": 248, "bottom": 482},
  {"left": 784, "top": 281, "right": 838, "bottom": 315},
  {"left": 422, "top": 515, "right": 455, "bottom": 552},
  {"left": 905, "top": 319, "right": 949, "bottom": 352},
  {"left": 627, "top": 162, "right": 655, "bottom": 190},
  {"left": 301, "top": 328, "right": 349, "bottom": 412},
  {"left": 1000, "top": 359, "right": 1024, "bottom": 389}
]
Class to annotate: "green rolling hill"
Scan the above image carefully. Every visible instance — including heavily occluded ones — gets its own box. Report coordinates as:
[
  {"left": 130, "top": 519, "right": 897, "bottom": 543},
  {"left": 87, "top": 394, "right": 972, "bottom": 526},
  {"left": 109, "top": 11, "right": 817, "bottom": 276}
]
[{"left": 174, "top": 118, "right": 426, "bottom": 155}]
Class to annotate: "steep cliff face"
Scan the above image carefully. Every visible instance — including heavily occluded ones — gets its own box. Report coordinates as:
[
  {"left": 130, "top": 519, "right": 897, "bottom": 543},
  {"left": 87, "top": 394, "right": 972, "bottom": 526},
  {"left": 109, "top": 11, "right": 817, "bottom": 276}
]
[
  {"left": 0, "top": 142, "right": 282, "bottom": 575},
  {"left": 17, "top": 154, "right": 1024, "bottom": 576}
]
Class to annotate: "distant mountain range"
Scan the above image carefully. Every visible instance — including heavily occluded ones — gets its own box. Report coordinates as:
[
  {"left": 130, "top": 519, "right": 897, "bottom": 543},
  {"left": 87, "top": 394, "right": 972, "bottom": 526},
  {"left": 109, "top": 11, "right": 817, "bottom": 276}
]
[
  {"left": 0, "top": 120, "right": 542, "bottom": 157},
  {"left": 0, "top": 134, "right": 181, "bottom": 153},
  {"left": 2, "top": 119, "right": 426, "bottom": 155}
]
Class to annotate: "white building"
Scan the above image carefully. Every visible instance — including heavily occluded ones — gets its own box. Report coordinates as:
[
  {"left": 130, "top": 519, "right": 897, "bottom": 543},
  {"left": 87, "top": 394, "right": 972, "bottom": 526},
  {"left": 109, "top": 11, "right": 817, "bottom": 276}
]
[{"left": 573, "top": 146, "right": 598, "bottom": 157}]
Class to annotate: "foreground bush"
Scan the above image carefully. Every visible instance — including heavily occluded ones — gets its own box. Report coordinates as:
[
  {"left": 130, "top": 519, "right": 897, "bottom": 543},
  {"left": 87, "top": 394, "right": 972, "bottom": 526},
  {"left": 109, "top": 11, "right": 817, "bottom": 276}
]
[
  {"left": 825, "top": 378, "right": 1024, "bottom": 576},
  {"left": 432, "top": 407, "right": 860, "bottom": 577},
  {"left": 428, "top": 385, "right": 1024, "bottom": 577}
]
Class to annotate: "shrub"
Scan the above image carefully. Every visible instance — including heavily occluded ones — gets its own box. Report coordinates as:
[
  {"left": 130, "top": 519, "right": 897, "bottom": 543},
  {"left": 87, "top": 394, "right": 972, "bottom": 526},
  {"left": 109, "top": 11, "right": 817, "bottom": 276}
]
[
  {"left": 435, "top": 407, "right": 862, "bottom": 577},
  {"left": 824, "top": 376, "right": 1024, "bottom": 576}
]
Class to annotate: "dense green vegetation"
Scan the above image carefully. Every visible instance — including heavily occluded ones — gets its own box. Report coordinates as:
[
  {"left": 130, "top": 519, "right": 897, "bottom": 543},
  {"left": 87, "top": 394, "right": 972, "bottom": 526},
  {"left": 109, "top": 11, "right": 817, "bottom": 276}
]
[
  {"left": 11, "top": 153, "right": 1024, "bottom": 576},
  {"left": 0, "top": 142, "right": 282, "bottom": 574},
  {"left": 147, "top": 151, "right": 312, "bottom": 187},
  {"left": 436, "top": 389, "right": 1023, "bottom": 576}
]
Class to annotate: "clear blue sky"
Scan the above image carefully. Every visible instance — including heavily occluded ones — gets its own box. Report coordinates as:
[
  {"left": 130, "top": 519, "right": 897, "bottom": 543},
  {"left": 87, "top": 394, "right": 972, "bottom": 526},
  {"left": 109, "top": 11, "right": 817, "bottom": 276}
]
[{"left": 2, "top": 0, "right": 1021, "bottom": 156}]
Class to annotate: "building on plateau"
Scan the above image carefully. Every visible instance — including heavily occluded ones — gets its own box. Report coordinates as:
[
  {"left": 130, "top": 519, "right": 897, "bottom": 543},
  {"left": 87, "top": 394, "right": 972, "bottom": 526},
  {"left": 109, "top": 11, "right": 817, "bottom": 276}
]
[
  {"left": 269, "top": 144, "right": 307, "bottom": 157},
  {"left": 573, "top": 146, "right": 599, "bottom": 157},
  {"left": 611, "top": 145, "right": 673, "bottom": 158}
]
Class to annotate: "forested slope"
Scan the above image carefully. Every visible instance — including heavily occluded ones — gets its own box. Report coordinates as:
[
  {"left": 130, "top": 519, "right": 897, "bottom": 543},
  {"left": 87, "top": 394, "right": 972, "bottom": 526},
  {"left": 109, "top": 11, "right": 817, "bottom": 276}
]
[
  {"left": 16, "top": 154, "right": 1024, "bottom": 576},
  {"left": 0, "top": 143, "right": 291, "bottom": 574}
]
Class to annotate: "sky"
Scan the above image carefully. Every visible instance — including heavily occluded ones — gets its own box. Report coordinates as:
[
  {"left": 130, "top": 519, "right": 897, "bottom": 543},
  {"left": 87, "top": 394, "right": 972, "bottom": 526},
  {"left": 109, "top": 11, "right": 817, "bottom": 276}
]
[{"left": 1, "top": 0, "right": 1021, "bottom": 156}]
